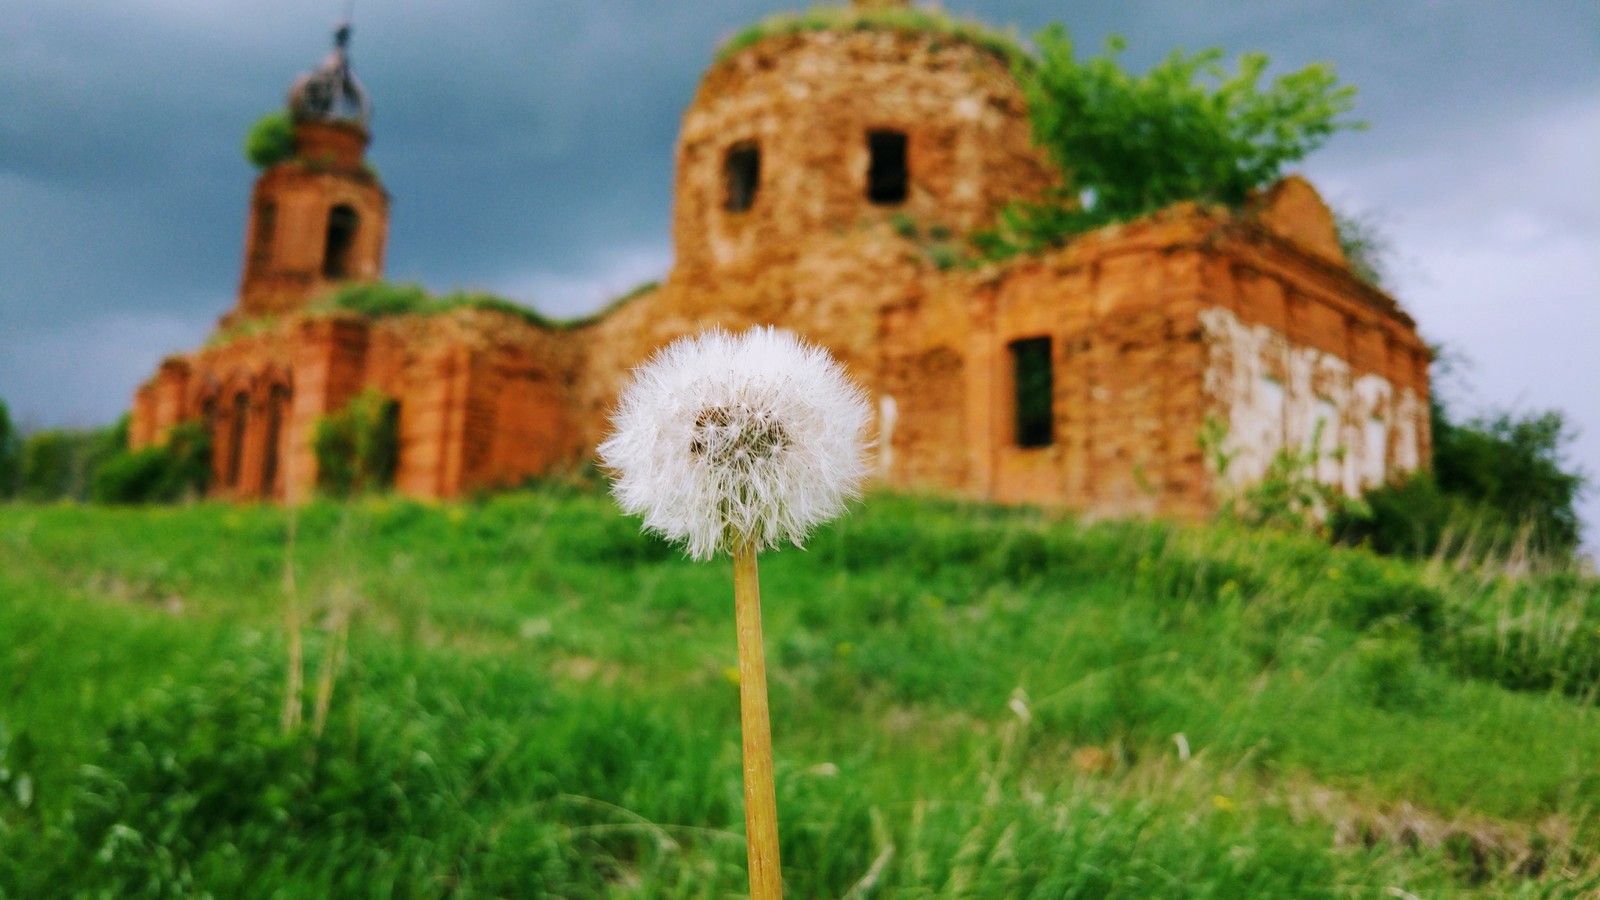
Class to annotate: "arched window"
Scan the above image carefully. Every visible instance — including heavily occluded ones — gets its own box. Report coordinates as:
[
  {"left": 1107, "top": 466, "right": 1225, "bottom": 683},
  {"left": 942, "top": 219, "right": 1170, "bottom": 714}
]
[
  {"left": 322, "top": 204, "right": 359, "bottom": 278},
  {"left": 227, "top": 392, "right": 250, "bottom": 487},
  {"left": 261, "top": 384, "right": 291, "bottom": 496},
  {"left": 200, "top": 397, "right": 219, "bottom": 485},
  {"left": 724, "top": 142, "right": 760, "bottom": 213}
]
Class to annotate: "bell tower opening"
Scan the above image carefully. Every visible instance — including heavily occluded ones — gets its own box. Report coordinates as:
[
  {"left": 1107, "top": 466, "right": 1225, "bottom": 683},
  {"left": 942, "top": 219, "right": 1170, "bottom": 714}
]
[
  {"left": 322, "top": 204, "right": 359, "bottom": 279},
  {"left": 724, "top": 142, "right": 760, "bottom": 213},
  {"left": 229, "top": 22, "right": 388, "bottom": 324}
]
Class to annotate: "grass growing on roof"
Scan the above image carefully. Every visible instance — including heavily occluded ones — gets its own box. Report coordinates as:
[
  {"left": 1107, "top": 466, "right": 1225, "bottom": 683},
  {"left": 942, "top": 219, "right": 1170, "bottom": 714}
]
[{"left": 715, "top": 3, "right": 1029, "bottom": 69}]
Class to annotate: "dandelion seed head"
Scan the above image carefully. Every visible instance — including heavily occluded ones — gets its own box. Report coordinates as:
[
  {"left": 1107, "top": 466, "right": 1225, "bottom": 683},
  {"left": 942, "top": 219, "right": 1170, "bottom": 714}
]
[{"left": 598, "top": 326, "right": 872, "bottom": 560}]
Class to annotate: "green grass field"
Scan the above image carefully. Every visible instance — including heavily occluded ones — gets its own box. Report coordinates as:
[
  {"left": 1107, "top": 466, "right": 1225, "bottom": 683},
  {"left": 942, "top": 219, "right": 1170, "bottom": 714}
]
[{"left": 2, "top": 488, "right": 1597, "bottom": 897}]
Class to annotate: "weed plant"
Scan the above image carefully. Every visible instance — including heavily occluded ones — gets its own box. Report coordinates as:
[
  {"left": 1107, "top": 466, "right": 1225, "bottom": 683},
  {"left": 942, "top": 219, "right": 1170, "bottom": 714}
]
[{"left": 1, "top": 491, "right": 1597, "bottom": 896}]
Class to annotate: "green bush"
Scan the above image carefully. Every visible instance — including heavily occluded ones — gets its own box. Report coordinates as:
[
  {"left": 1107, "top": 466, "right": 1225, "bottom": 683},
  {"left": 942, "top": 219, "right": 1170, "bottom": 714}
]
[
  {"left": 1335, "top": 401, "right": 1587, "bottom": 559},
  {"left": 244, "top": 109, "right": 296, "bottom": 169},
  {"left": 314, "top": 389, "right": 399, "bottom": 496},
  {"left": 15, "top": 419, "right": 125, "bottom": 502},
  {"left": 0, "top": 397, "right": 19, "bottom": 499},
  {"left": 1433, "top": 407, "right": 1585, "bottom": 555},
  {"left": 90, "top": 420, "right": 211, "bottom": 504},
  {"left": 975, "top": 29, "right": 1362, "bottom": 261}
]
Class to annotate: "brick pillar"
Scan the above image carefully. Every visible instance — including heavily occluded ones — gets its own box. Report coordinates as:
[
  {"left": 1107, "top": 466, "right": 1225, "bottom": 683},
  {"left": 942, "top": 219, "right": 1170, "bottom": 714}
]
[
  {"left": 287, "top": 315, "right": 370, "bottom": 503},
  {"left": 395, "top": 343, "right": 475, "bottom": 499},
  {"left": 147, "top": 358, "right": 192, "bottom": 447}
]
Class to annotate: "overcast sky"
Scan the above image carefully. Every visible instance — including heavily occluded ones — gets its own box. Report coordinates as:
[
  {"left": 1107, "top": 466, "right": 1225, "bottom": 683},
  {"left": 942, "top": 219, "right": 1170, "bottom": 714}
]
[{"left": 3, "top": 1, "right": 1596, "bottom": 540}]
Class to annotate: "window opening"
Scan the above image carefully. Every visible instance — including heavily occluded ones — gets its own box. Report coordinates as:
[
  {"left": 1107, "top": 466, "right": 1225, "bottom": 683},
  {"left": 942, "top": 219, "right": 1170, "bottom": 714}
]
[
  {"left": 201, "top": 398, "right": 218, "bottom": 483},
  {"left": 227, "top": 392, "right": 250, "bottom": 487},
  {"left": 724, "top": 142, "right": 760, "bottom": 213},
  {"left": 867, "top": 130, "right": 908, "bottom": 205},
  {"left": 322, "top": 204, "right": 359, "bottom": 278},
  {"left": 260, "top": 385, "right": 290, "bottom": 495},
  {"left": 1010, "top": 337, "right": 1054, "bottom": 448}
]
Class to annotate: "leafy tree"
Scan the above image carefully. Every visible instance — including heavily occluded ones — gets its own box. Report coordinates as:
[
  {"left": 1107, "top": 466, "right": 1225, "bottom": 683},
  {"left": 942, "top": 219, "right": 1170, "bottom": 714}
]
[
  {"left": 14, "top": 418, "right": 128, "bottom": 503},
  {"left": 1433, "top": 406, "right": 1585, "bottom": 553},
  {"left": 245, "top": 109, "right": 296, "bottom": 170},
  {"left": 1334, "top": 397, "right": 1587, "bottom": 558},
  {"left": 0, "top": 398, "right": 18, "bottom": 499},
  {"left": 977, "top": 29, "right": 1362, "bottom": 258}
]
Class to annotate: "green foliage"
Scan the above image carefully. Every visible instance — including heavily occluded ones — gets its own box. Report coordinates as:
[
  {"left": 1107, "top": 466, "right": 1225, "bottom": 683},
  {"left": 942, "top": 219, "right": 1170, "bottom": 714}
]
[
  {"left": 2, "top": 493, "right": 1599, "bottom": 895},
  {"left": 244, "top": 109, "right": 296, "bottom": 170},
  {"left": 1202, "top": 417, "right": 1368, "bottom": 535},
  {"left": 90, "top": 420, "right": 211, "bottom": 504},
  {"left": 1433, "top": 407, "right": 1585, "bottom": 554},
  {"left": 15, "top": 419, "right": 126, "bottom": 502},
  {"left": 886, "top": 213, "right": 966, "bottom": 270},
  {"left": 976, "top": 28, "right": 1363, "bottom": 261},
  {"left": 316, "top": 280, "right": 560, "bottom": 329},
  {"left": 716, "top": 3, "right": 1028, "bottom": 69},
  {"left": 0, "top": 398, "right": 19, "bottom": 499},
  {"left": 969, "top": 197, "right": 1126, "bottom": 261},
  {"left": 1333, "top": 207, "right": 1394, "bottom": 289},
  {"left": 2, "top": 493, "right": 1599, "bottom": 894},
  {"left": 316, "top": 279, "right": 666, "bottom": 332},
  {"left": 314, "top": 389, "right": 399, "bottom": 496},
  {"left": 1335, "top": 399, "right": 1587, "bottom": 559}
]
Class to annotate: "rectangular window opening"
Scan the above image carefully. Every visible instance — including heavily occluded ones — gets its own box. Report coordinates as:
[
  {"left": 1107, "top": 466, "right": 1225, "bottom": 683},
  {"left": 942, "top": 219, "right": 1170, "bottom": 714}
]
[
  {"left": 1010, "top": 337, "right": 1054, "bottom": 448},
  {"left": 867, "top": 129, "right": 908, "bottom": 205},
  {"left": 724, "top": 142, "right": 760, "bottom": 213}
]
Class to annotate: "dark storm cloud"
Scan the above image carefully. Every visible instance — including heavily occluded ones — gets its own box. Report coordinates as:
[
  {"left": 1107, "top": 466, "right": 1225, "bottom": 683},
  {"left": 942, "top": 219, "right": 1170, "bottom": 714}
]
[{"left": 3, "top": 1, "right": 1596, "bottom": 536}]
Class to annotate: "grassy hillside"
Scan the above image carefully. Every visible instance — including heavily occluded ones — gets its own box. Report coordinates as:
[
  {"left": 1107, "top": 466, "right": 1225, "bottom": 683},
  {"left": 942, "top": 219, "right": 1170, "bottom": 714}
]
[{"left": 1, "top": 489, "right": 1597, "bottom": 897}]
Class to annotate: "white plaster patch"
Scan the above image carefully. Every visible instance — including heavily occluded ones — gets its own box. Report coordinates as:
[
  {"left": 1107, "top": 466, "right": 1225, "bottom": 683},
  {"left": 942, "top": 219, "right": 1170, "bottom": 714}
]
[{"left": 1199, "top": 306, "right": 1424, "bottom": 497}]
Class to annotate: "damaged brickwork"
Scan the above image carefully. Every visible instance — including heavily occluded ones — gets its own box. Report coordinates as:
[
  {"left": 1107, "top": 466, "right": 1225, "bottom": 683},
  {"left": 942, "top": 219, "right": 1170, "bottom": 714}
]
[{"left": 131, "top": 14, "right": 1429, "bottom": 516}]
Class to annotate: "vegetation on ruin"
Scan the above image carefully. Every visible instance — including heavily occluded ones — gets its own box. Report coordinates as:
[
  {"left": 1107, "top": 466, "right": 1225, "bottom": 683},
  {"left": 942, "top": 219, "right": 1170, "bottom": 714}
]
[
  {"left": 559, "top": 280, "right": 661, "bottom": 330},
  {"left": 313, "top": 389, "right": 400, "bottom": 497},
  {"left": 715, "top": 3, "right": 1028, "bottom": 69},
  {"left": 314, "top": 281, "right": 560, "bottom": 329},
  {"left": 244, "top": 109, "right": 297, "bottom": 170},
  {"left": 973, "top": 30, "right": 1362, "bottom": 262},
  {"left": 1, "top": 489, "right": 1597, "bottom": 896},
  {"left": 90, "top": 419, "right": 212, "bottom": 505},
  {"left": 1335, "top": 401, "right": 1588, "bottom": 559},
  {"left": 1332, "top": 207, "right": 1396, "bottom": 289}
]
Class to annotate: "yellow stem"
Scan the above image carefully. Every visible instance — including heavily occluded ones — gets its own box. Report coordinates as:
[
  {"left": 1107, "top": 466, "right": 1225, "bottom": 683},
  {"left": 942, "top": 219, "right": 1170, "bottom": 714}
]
[
  {"left": 281, "top": 483, "right": 303, "bottom": 734},
  {"left": 734, "top": 545, "right": 783, "bottom": 899}
]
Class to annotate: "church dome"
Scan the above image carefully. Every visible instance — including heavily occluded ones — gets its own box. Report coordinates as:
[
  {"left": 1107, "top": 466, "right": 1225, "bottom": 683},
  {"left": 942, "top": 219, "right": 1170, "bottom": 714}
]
[
  {"left": 670, "top": 4, "right": 1053, "bottom": 275},
  {"left": 288, "top": 23, "right": 372, "bottom": 126}
]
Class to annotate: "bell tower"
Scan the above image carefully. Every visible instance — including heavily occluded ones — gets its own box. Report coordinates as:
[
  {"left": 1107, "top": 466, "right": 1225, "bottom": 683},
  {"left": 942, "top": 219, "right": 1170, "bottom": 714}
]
[{"left": 229, "top": 22, "right": 389, "bottom": 326}]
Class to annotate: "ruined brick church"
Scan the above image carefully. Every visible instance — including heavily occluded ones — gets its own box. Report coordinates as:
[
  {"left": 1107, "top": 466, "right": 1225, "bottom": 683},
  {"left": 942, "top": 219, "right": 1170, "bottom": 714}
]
[{"left": 130, "top": 4, "right": 1431, "bottom": 518}]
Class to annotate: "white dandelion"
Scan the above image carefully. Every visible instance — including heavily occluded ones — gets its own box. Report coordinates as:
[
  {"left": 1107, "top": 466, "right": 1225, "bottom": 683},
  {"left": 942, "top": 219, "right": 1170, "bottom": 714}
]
[
  {"left": 598, "top": 325, "right": 870, "bottom": 900},
  {"left": 598, "top": 325, "right": 871, "bottom": 561}
]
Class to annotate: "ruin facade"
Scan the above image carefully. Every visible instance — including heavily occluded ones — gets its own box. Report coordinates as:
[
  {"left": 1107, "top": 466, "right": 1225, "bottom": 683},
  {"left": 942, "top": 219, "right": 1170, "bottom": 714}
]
[{"left": 131, "top": 8, "right": 1431, "bottom": 516}]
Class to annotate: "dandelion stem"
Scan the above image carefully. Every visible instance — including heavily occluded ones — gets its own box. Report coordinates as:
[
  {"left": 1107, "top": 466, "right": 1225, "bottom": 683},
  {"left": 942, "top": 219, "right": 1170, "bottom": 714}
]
[{"left": 734, "top": 544, "right": 783, "bottom": 899}]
